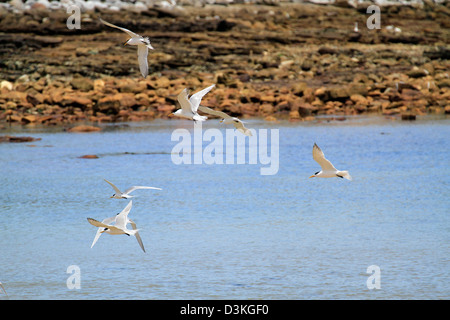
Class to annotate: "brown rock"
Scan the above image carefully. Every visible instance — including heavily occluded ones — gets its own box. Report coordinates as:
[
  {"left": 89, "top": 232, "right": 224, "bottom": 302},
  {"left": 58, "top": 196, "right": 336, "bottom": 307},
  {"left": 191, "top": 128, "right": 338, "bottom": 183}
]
[
  {"left": 329, "top": 87, "right": 349, "bottom": 100},
  {"left": 97, "top": 95, "right": 121, "bottom": 114},
  {"left": 314, "top": 87, "right": 327, "bottom": 98},
  {"left": 260, "top": 95, "right": 276, "bottom": 104},
  {"left": 78, "top": 155, "right": 99, "bottom": 159},
  {"left": 292, "top": 82, "right": 308, "bottom": 96},
  {"left": 259, "top": 103, "right": 274, "bottom": 115},
  {"left": 264, "top": 116, "right": 277, "bottom": 122},
  {"left": 0, "top": 135, "right": 41, "bottom": 143},
  {"left": 401, "top": 113, "right": 416, "bottom": 121},
  {"left": 401, "top": 89, "right": 422, "bottom": 101},
  {"left": 407, "top": 67, "right": 428, "bottom": 78},
  {"left": 68, "top": 125, "right": 101, "bottom": 133},
  {"left": 26, "top": 93, "right": 43, "bottom": 106},
  {"left": 289, "top": 110, "right": 300, "bottom": 119},
  {"left": 298, "top": 103, "right": 315, "bottom": 117},
  {"left": 350, "top": 94, "right": 368, "bottom": 105},
  {"left": 61, "top": 94, "right": 93, "bottom": 108},
  {"left": 118, "top": 93, "right": 138, "bottom": 109},
  {"left": 94, "top": 79, "right": 105, "bottom": 91},
  {"left": 23, "top": 115, "right": 37, "bottom": 123},
  {"left": 240, "top": 103, "right": 259, "bottom": 116},
  {"left": 444, "top": 105, "right": 450, "bottom": 114},
  {"left": 347, "top": 84, "right": 368, "bottom": 97},
  {"left": 70, "top": 77, "right": 94, "bottom": 92},
  {"left": 149, "top": 76, "right": 170, "bottom": 89},
  {"left": 9, "top": 114, "right": 22, "bottom": 122}
]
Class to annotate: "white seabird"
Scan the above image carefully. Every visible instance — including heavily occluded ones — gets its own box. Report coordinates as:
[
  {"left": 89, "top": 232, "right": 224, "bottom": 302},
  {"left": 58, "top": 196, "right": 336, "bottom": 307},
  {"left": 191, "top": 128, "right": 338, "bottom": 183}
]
[
  {"left": 198, "top": 106, "right": 253, "bottom": 136},
  {"left": 309, "top": 143, "right": 352, "bottom": 180},
  {"left": 172, "top": 84, "right": 215, "bottom": 122},
  {"left": 87, "top": 200, "right": 146, "bottom": 253},
  {"left": 104, "top": 179, "right": 162, "bottom": 199},
  {"left": 99, "top": 18, "right": 154, "bottom": 78}
]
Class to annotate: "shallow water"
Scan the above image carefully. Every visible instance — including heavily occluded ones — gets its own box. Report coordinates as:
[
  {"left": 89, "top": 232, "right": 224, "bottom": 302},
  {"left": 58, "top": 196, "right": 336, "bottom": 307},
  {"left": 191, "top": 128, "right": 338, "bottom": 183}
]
[{"left": 0, "top": 115, "right": 449, "bottom": 300}]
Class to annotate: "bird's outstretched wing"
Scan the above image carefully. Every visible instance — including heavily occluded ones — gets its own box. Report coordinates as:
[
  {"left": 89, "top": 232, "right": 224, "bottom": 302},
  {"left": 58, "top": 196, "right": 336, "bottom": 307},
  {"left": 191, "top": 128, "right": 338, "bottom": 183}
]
[
  {"left": 198, "top": 106, "right": 231, "bottom": 119},
  {"left": 128, "top": 219, "right": 145, "bottom": 253},
  {"left": 189, "top": 84, "right": 215, "bottom": 112},
  {"left": 115, "top": 201, "right": 133, "bottom": 229},
  {"left": 312, "top": 143, "right": 337, "bottom": 171},
  {"left": 104, "top": 179, "right": 122, "bottom": 195},
  {"left": 177, "top": 88, "right": 194, "bottom": 114},
  {"left": 87, "top": 218, "right": 111, "bottom": 229},
  {"left": 89, "top": 216, "right": 116, "bottom": 248},
  {"left": 233, "top": 120, "right": 253, "bottom": 136},
  {"left": 99, "top": 18, "right": 140, "bottom": 39},
  {"left": 123, "top": 186, "right": 162, "bottom": 195},
  {"left": 137, "top": 45, "right": 149, "bottom": 78}
]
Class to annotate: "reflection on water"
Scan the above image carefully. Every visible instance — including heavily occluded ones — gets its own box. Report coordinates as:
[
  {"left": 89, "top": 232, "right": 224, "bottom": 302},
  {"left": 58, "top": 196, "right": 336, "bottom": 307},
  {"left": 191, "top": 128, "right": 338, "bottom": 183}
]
[{"left": 0, "top": 116, "right": 449, "bottom": 299}]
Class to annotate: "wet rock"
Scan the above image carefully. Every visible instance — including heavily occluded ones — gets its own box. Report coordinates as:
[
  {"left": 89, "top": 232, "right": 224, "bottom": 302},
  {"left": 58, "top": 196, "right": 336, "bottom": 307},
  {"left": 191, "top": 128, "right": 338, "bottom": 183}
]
[
  {"left": 68, "top": 125, "right": 101, "bottom": 133},
  {"left": 401, "top": 113, "right": 417, "bottom": 121},
  {"left": 0, "top": 135, "right": 41, "bottom": 143},
  {"left": 298, "top": 103, "right": 316, "bottom": 117},
  {"left": 289, "top": 110, "right": 300, "bottom": 120},
  {"left": 445, "top": 106, "right": 450, "bottom": 114},
  {"left": 264, "top": 115, "right": 277, "bottom": 122},
  {"left": 78, "top": 155, "right": 99, "bottom": 159}
]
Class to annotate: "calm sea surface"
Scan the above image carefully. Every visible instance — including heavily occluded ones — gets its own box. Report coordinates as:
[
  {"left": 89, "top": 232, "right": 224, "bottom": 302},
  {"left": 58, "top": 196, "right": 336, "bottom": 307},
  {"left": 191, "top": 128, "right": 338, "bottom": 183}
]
[{"left": 0, "top": 115, "right": 449, "bottom": 300}]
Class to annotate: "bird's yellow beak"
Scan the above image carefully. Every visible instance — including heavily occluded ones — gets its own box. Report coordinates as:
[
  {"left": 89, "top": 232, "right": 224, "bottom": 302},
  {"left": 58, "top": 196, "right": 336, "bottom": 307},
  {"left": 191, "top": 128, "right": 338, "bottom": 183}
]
[
  {"left": 123, "top": 40, "right": 128, "bottom": 46},
  {"left": 309, "top": 175, "right": 315, "bottom": 178},
  {"left": 110, "top": 196, "right": 114, "bottom": 198}
]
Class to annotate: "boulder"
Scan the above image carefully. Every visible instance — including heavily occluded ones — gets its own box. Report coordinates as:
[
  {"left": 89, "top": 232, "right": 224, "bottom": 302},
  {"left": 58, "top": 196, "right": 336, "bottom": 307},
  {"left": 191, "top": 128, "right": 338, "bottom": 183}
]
[{"left": 68, "top": 125, "right": 101, "bottom": 133}]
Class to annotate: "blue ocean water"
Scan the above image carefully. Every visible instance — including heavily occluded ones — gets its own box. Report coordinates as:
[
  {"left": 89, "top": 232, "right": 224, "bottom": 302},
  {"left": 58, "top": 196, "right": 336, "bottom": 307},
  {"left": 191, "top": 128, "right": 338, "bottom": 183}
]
[{"left": 0, "top": 115, "right": 448, "bottom": 299}]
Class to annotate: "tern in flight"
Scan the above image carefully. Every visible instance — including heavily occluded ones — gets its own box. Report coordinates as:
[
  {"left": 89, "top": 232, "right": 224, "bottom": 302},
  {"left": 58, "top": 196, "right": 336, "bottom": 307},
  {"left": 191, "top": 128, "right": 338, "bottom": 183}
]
[
  {"left": 104, "top": 179, "right": 162, "bottom": 199},
  {"left": 309, "top": 143, "right": 352, "bottom": 180},
  {"left": 100, "top": 18, "right": 154, "bottom": 78},
  {"left": 87, "top": 200, "right": 146, "bottom": 253},
  {"left": 172, "top": 84, "right": 215, "bottom": 122}
]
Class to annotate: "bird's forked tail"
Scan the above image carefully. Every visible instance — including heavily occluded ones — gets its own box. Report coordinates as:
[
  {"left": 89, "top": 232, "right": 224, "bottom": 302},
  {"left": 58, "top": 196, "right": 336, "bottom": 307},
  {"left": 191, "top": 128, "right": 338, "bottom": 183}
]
[{"left": 339, "top": 171, "right": 352, "bottom": 180}]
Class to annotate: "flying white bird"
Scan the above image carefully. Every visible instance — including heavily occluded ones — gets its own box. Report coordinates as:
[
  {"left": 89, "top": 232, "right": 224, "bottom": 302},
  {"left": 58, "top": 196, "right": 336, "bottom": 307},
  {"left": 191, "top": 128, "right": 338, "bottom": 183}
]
[
  {"left": 87, "top": 200, "right": 146, "bottom": 253},
  {"left": 99, "top": 18, "right": 154, "bottom": 78},
  {"left": 172, "top": 84, "right": 215, "bottom": 122},
  {"left": 104, "top": 179, "right": 162, "bottom": 199},
  {"left": 309, "top": 143, "right": 352, "bottom": 180},
  {"left": 0, "top": 282, "right": 7, "bottom": 296},
  {"left": 198, "top": 106, "right": 253, "bottom": 136}
]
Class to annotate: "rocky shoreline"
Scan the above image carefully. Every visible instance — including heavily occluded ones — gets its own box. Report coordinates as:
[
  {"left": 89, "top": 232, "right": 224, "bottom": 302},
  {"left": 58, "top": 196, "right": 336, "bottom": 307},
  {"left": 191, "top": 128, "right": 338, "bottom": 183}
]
[{"left": 0, "top": 1, "right": 449, "bottom": 127}]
